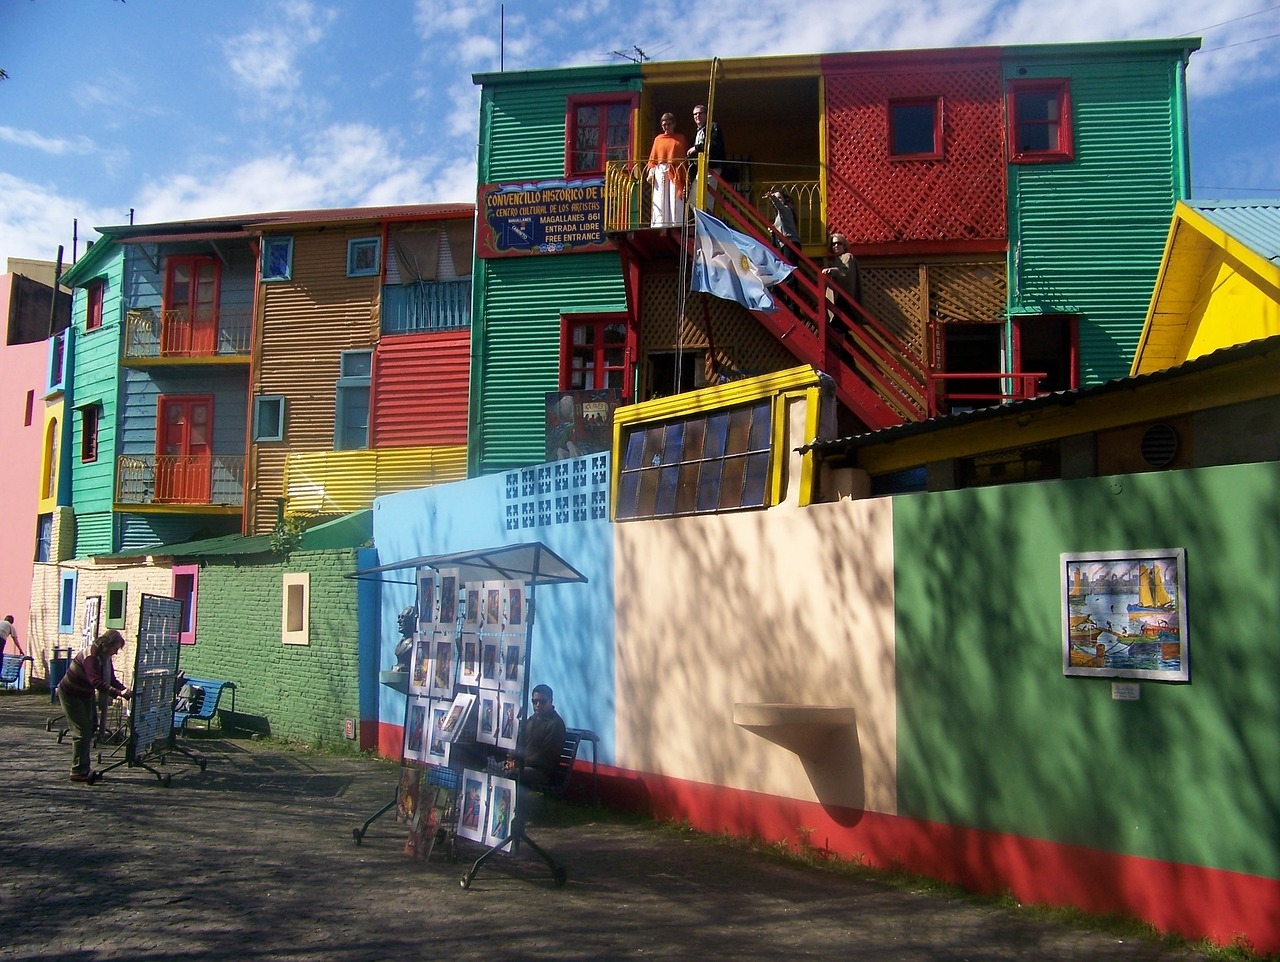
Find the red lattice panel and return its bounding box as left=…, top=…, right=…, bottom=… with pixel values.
left=825, top=65, right=1007, bottom=245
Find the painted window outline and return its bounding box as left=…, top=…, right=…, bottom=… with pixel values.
left=105, top=582, right=127, bottom=629
left=565, top=93, right=637, bottom=175
left=888, top=97, right=944, bottom=160
left=261, top=236, right=294, bottom=282
left=559, top=312, right=633, bottom=400
left=46, top=330, right=68, bottom=395
left=78, top=403, right=101, bottom=463
left=334, top=349, right=372, bottom=451
left=615, top=399, right=775, bottom=521
left=282, top=572, right=310, bottom=645
left=253, top=394, right=286, bottom=442
left=173, top=564, right=199, bottom=645
left=58, top=569, right=78, bottom=635
left=347, top=237, right=381, bottom=277
left=85, top=279, right=105, bottom=332
left=1007, top=78, right=1073, bottom=163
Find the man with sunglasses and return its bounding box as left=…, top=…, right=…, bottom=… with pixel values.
left=506, top=683, right=566, bottom=790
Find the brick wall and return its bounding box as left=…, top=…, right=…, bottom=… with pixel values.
left=179, top=548, right=362, bottom=747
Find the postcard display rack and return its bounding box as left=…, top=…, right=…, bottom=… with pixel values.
left=90, top=594, right=206, bottom=785
left=391, top=568, right=529, bottom=865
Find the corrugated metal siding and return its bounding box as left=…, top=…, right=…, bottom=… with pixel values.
left=250, top=227, right=380, bottom=532
left=473, top=254, right=626, bottom=474
left=372, top=330, right=470, bottom=447
left=118, top=512, right=241, bottom=552
left=482, top=77, right=641, bottom=182
left=73, top=510, right=114, bottom=556
left=1191, top=202, right=1280, bottom=265
left=283, top=445, right=467, bottom=515
left=1009, top=56, right=1186, bottom=385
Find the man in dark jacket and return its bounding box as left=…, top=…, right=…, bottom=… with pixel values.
left=512, top=683, right=566, bottom=790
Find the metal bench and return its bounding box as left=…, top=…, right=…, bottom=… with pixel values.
left=1, top=653, right=32, bottom=691
left=173, top=678, right=236, bottom=733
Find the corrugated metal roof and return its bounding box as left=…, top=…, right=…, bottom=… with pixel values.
left=1187, top=200, right=1280, bottom=267
left=804, top=332, right=1280, bottom=454
left=94, top=204, right=475, bottom=238
left=121, top=230, right=254, bottom=245
left=102, top=510, right=371, bottom=558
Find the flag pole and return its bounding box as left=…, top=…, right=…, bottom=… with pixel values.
left=695, top=58, right=721, bottom=213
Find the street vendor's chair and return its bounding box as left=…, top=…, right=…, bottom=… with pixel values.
left=460, top=730, right=583, bottom=890
left=1, top=653, right=32, bottom=691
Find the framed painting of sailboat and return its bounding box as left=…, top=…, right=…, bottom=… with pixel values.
left=1061, top=548, right=1188, bottom=681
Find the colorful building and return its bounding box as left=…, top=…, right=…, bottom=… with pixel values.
left=469, top=39, right=1198, bottom=473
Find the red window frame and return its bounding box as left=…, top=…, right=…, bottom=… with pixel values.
left=85, top=280, right=105, bottom=331
left=565, top=93, right=637, bottom=175
left=162, top=254, right=221, bottom=355
left=80, top=405, right=100, bottom=463
left=559, top=312, right=634, bottom=401
left=888, top=97, right=943, bottom=160
left=1007, top=79, right=1073, bottom=163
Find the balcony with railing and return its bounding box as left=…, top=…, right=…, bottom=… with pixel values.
left=122, top=307, right=252, bottom=363
left=115, top=454, right=246, bottom=511
left=381, top=278, right=471, bottom=335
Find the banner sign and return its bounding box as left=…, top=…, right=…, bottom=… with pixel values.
left=476, top=177, right=612, bottom=257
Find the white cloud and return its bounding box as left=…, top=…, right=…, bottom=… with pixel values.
left=0, top=173, right=112, bottom=263
left=0, top=127, right=96, bottom=156
left=222, top=0, right=335, bottom=111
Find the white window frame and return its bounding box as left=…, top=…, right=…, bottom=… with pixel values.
left=281, top=572, right=310, bottom=645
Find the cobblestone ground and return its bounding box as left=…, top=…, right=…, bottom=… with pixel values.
left=0, top=692, right=1214, bottom=961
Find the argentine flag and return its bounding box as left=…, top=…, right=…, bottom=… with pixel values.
left=691, top=208, right=795, bottom=313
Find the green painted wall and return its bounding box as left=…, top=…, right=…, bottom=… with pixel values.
left=469, top=70, right=640, bottom=476
left=180, top=548, right=362, bottom=746
left=893, top=460, right=1280, bottom=880
left=1007, top=50, right=1191, bottom=385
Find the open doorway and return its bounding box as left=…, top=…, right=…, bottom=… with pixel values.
left=1013, top=314, right=1078, bottom=394
left=937, top=323, right=1003, bottom=413
left=646, top=351, right=702, bottom=400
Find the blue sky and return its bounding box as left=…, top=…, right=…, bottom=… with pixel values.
left=2, top=0, right=1278, bottom=265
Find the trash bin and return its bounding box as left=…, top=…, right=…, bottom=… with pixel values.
left=49, top=647, right=72, bottom=703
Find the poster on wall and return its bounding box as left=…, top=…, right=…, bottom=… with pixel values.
left=476, top=177, right=610, bottom=258
left=1061, top=548, right=1189, bottom=681
left=457, top=769, right=489, bottom=843
left=485, top=775, right=517, bottom=852
left=82, top=596, right=102, bottom=647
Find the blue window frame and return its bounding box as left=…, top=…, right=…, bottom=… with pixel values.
left=335, top=350, right=372, bottom=450
left=46, top=329, right=70, bottom=395
left=261, top=237, right=294, bottom=281
left=253, top=395, right=286, bottom=442
left=58, top=569, right=78, bottom=634
left=347, top=237, right=381, bottom=277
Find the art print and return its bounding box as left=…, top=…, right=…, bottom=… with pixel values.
left=438, top=570, right=459, bottom=626
left=479, top=639, right=500, bottom=690
left=464, top=587, right=481, bottom=627
left=430, top=635, right=455, bottom=698
left=427, top=700, right=450, bottom=764
left=1062, top=548, right=1189, bottom=681
left=403, top=697, right=430, bottom=762
left=409, top=633, right=432, bottom=695
left=485, top=775, right=517, bottom=852
left=496, top=694, right=519, bottom=751
left=505, top=583, right=524, bottom=627
left=457, top=770, right=489, bottom=843
left=439, top=690, right=476, bottom=743
left=459, top=633, right=481, bottom=686
left=476, top=691, right=499, bottom=745
left=484, top=584, right=502, bottom=629
left=396, top=764, right=423, bottom=824
left=417, top=570, right=437, bottom=628
left=500, top=638, right=524, bottom=694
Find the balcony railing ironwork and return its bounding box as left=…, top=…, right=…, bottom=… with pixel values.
left=116, top=454, right=246, bottom=507
left=123, top=307, right=252, bottom=360
left=381, top=278, right=472, bottom=334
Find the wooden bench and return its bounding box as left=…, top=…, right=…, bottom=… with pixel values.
left=173, top=678, right=235, bottom=733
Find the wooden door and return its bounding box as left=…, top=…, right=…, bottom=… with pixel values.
left=155, top=395, right=213, bottom=503
left=162, top=257, right=219, bottom=356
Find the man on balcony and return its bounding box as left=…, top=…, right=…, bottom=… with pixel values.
left=686, top=104, right=726, bottom=211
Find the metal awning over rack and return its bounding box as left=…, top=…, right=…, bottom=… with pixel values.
left=346, top=541, right=587, bottom=587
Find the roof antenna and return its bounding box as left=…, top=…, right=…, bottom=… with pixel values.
left=610, top=45, right=650, bottom=64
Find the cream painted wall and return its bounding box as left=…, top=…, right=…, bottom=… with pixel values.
left=615, top=496, right=897, bottom=815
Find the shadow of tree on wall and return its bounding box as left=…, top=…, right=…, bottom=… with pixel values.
left=893, top=462, right=1280, bottom=894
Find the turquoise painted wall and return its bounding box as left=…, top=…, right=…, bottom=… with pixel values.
left=893, top=460, right=1280, bottom=881
left=1007, top=50, right=1191, bottom=385
left=371, top=452, right=615, bottom=761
